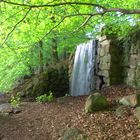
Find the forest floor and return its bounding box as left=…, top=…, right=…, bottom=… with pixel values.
left=0, top=85, right=140, bottom=140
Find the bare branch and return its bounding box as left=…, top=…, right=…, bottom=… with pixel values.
left=1, top=1, right=107, bottom=10
left=106, top=8, right=140, bottom=14
left=73, top=15, right=93, bottom=33
left=0, top=8, right=28, bottom=26
left=1, top=1, right=140, bottom=15
left=40, top=11, right=105, bottom=41
left=1, top=8, right=31, bottom=47
left=41, top=15, right=70, bottom=40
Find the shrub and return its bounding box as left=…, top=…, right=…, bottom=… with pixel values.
left=10, top=92, right=21, bottom=107
left=36, top=91, right=54, bottom=103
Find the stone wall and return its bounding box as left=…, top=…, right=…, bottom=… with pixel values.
left=96, top=35, right=123, bottom=89
left=96, top=30, right=140, bottom=89
left=122, top=31, right=140, bottom=88
left=96, top=36, right=111, bottom=89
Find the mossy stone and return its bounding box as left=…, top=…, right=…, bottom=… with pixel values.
left=85, top=92, right=109, bottom=113
left=62, top=127, right=89, bottom=140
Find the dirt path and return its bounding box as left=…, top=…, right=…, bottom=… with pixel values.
left=0, top=86, right=140, bottom=140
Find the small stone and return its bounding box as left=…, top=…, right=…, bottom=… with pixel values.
left=0, top=103, right=13, bottom=115
left=134, top=107, right=140, bottom=121
left=62, top=127, right=89, bottom=140
left=115, top=105, right=131, bottom=117
left=119, top=94, right=140, bottom=107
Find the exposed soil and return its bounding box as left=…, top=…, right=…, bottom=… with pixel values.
left=0, top=85, right=140, bottom=140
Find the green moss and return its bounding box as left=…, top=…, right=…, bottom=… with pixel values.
left=85, top=93, right=109, bottom=113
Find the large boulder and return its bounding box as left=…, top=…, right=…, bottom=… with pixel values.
left=119, top=94, right=140, bottom=107
left=85, top=92, right=109, bottom=113
left=62, top=127, right=88, bottom=140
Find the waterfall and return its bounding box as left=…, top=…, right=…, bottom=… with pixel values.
left=71, top=40, right=96, bottom=96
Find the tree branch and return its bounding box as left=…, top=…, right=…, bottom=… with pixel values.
left=40, top=11, right=105, bottom=41
left=1, top=1, right=106, bottom=10
left=0, top=8, right=28, bottom=26
left=73, top=15, right=93, bottom=33
left=1, top=1, right=140, bottom=47
left=1, top=8, right=31, bottom=47
left=106, top=8, right=140, bottom=14
left=1, top=1, right=140, bottom=14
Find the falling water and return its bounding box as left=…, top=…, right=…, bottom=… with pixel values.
left=71, top=40, right=96, bottom=96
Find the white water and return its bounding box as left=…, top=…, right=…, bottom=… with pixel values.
left=71, top=40, right=96, bottom=96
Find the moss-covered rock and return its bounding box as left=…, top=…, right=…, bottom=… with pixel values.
left=62, top=127, right=89, bottom=140
left=10, top=61, right=69, bottom=100
left=85, top=92, right=109, bottom=113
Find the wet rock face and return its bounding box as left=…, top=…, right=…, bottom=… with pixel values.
left=10, top=61, right=69, bottom=99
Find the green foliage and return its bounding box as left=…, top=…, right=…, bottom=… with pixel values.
left=10, top=92, right=21, bottom=107
left=0, top=47, right=30, bottom=91
left=36, top=91, right=54, bottom=103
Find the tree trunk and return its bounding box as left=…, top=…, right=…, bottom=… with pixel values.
left=51, top=36, right=58, bottom=63
left=38, top=40, right=44, bottom=73
left=51, top=14, right=59, bottom=64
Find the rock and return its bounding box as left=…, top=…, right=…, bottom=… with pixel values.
left=100, top=39, right=111, bottom=46
left=62, top=127, right=89, bottom=140
left=0, top=103, right=13, bottom=115
left=134, top=107, right=140, bottom=121
left=85, top=92, right=108, bottom=113
left=115, top=105, right=132, bottom=117
left=119, top=94, right=140, bottom=107
left=10, top=61, right=69, bottom=99
left=0, top=103, right=21, bottom=115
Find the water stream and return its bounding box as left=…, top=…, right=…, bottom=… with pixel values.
left=71, top=40, right=96, bottom=96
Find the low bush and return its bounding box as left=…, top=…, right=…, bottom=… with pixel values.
left=36, top=91, right=54, bottom=103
